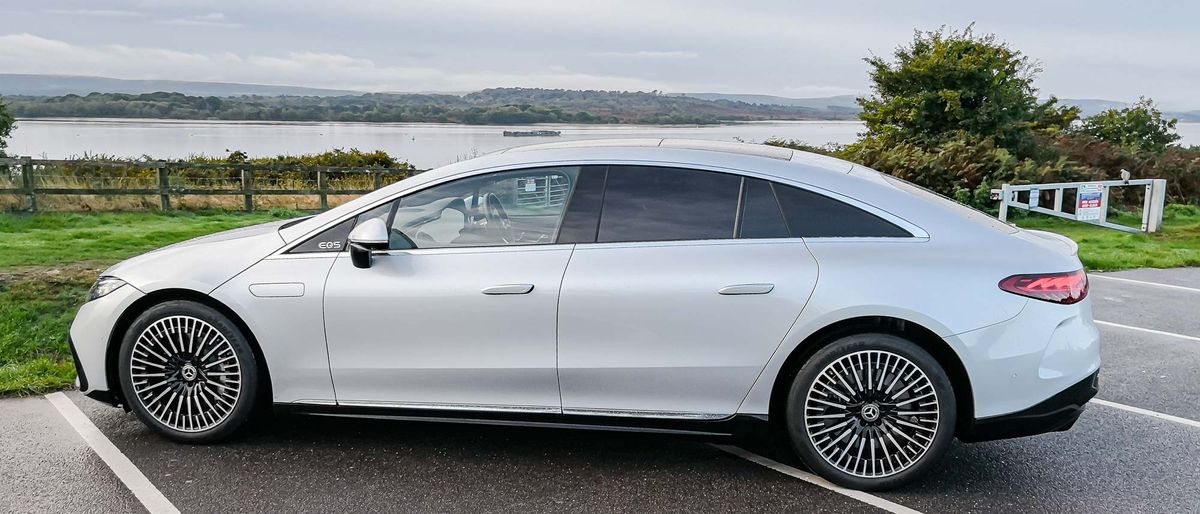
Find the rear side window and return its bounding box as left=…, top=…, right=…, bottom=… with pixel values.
left=774, top=184, right=911, bottom=237
left=597, top=166, right=740, bottom=242
left=737, top=178, right=789, bottom=239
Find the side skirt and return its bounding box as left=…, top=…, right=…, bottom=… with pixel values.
left=276, top=402, right=771, bottom=440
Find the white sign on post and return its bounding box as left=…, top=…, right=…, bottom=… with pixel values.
left=1076, top=184, right=1104, bottom=221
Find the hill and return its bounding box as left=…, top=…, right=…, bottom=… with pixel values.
left=0, top=73, right=357, bottom=97
left=672, top=92, right=860, bottom=111
left=3, top=74, right=1194, bottom=123
left=1, top=88, right=859, bottom=124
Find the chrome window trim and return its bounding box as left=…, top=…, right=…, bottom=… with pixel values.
left=273, top=158, right=929, bottom=256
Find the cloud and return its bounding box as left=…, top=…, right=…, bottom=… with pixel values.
left=156, top=12, right=241, bottom=28
left=45, top=9, right=146, bottom=18
left=0, top=33, right=671, bottom=93
left=591, top=50, right=700, bottom=59
left=42, top=7, right=239, bottom=28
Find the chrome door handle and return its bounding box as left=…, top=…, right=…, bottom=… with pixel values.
left=718, top=283, right=774, bottom=295
left=482, top=284, right=534, bottom=295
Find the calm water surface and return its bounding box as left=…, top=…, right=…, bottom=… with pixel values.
left=9, top=118, right=1200, bottom=169
left=7, top=119, right=864, bottom=169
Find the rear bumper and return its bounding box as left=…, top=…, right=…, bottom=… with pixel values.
left=960, top=371, right=1098, bottom=442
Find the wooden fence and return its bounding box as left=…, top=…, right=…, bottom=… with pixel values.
left=0, top=157, right=425, bottom=212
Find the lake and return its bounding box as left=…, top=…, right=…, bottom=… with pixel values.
left=8, top=118, right=1200, bottom=170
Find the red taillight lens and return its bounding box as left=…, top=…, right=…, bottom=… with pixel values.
left=998, top=270, right=1089, bottom=304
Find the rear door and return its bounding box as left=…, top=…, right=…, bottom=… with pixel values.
left=555, top=166, right=820, bottom=418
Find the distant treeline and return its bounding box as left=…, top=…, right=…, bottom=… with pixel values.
left=3, top=88, right=857, bottom=125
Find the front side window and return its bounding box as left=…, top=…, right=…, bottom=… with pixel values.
left=374, top=167, right=581, bottom=249
left=597, top=166, right=741, bottom=243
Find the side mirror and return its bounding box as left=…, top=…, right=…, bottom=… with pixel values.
left=347, top=218, right=389, bottom=269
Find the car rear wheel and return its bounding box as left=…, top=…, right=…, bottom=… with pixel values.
left=786, top=333, right=955, bottom=490
left=118, top=300, right=259, bottom=443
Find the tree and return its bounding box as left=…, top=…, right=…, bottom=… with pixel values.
left=1072, top=97, right=1180, bottom=154
left=0, top=97, right=14, bottom=157
left=856, top=25, right=1077, bottom=158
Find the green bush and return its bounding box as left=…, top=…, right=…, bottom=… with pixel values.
left=1070, top=98, right=1180, bottom=154
left=0, top=96, right=12, bottom=157
left=769, top=26, right=1200, bottom=209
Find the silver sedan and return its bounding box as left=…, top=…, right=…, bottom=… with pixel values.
left=70, top=139, right=1099, bottom=489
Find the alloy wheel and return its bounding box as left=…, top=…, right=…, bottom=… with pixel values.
left=128, top=315, right=243, bottom=433
left=803, top=350, right=939, bottom=478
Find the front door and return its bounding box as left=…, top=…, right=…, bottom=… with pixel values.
left=323, top=166, right=585, bottom=411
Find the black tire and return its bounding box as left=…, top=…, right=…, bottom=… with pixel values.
left=118, top=300, right=259, bottom=443
left=785, top=333, right=955, bottom=490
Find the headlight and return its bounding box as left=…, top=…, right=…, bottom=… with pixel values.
left=88, top=276, right=127, bottom=302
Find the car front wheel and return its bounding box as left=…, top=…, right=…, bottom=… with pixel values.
left=786, top=333, right=956, bottom=490
left=118, top=300, right=259, bottom=443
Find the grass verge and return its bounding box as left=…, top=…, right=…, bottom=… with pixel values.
left=1013, top=204, right=1200, bottom=271
left=0, top=209, right=300, bottom=395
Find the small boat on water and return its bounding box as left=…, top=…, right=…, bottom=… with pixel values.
left=503, top=130, right=562, bottom=137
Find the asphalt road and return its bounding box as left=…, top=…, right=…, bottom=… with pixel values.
left=3, top=267, right=1199, bottom=513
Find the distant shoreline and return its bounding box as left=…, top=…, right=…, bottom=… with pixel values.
left=12, top=117, right=866, bottom=127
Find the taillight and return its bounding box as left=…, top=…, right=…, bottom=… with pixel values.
left=998, top=269, right=1089, bottom=305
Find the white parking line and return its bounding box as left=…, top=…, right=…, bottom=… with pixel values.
left=1092, top=399, right=1200, bottom=429
left=1095, top=320, right=1200, bottom=343
left=45, top=392, right=181, bottom=514
left=711, top=444, right=922, bottom=514
left=1090, top=274, right=1200, bottom=294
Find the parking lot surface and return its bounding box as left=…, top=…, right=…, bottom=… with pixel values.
left=3, top=268, right=1199, bottom=513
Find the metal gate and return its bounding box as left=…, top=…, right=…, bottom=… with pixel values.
left=995, top=177, right=1168, bottom=234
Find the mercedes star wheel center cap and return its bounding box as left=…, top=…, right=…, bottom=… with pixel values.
left=861, top=402, right=881, bottom=422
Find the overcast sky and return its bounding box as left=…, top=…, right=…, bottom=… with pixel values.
left=0, top=1, right=1196, bottom=108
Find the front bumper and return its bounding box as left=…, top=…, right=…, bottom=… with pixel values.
left=68, top=281, right=145, bottom=400
left=960, top=371, right=1098, bottom=442
left=68, top=335, right=122, bottom=406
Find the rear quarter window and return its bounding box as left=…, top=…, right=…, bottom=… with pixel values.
left=773, top=183, right=911, bottom=238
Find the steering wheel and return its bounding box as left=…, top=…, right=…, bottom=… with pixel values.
left=482, top=192, right=515, bottom=243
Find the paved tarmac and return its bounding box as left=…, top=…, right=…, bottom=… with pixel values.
left=3, top=267, right=1199, bottom=513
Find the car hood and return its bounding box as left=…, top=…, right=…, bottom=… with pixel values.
left=104, top=219, right=290, bottom=294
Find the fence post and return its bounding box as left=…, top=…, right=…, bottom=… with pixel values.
left=372, top=170, right=382, bottom=191
left=1145, top=179, right=1167, bottom=233
left=998, top=184, right=1010, bottom=222
left=157, top=161, right=171, bottom=211
left=318, top=170, right=329, bottom=210
left=1098, top=185, right=1110, bottom=224
left=20, top=156, right=36, bottom=212
left=241, top=168, right=254, bottom=212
